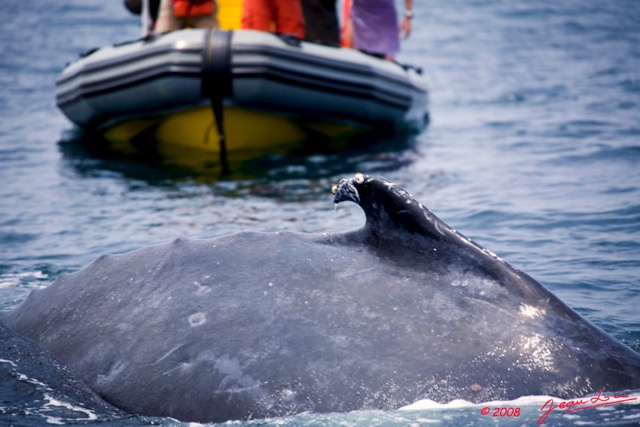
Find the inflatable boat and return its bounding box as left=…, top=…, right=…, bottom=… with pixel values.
left=56, top=28, right=429, bottom=157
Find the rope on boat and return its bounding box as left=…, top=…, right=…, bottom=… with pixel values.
left=202, top=29, right=234, bottom=175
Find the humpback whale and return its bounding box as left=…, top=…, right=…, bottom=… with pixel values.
left=3, top=173, right=640, bottom=423
left=0, top=323, right=125, bottom=423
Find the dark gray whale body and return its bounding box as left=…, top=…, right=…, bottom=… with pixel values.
left=3, top=174, right=640, bottom=422
left=0, top=323, right=125, bottom=423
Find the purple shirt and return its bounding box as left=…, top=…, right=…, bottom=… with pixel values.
left=351, top=0, right=399, bottom=57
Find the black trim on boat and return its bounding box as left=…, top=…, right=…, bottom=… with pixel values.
left=234, top=65, right=412, bottom=110
left=56, top=65, right=201, bottom=108
left=57, top=61, right=411, bottom=114
left=58, top=59, right=410, bottom=113
left=202, top=29, right=234, bottom=175
left=201, top=29, right=233, bottom=99
left=57, top=46, right=203, bottom=89
left=55, top=29, right=427, bottom=128
left=232, top=43, right=417, bottom=91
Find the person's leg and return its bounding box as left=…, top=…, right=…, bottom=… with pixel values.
left=155, top=0, right=181, bottom=33
left=300, top=0, right=339, bottom=46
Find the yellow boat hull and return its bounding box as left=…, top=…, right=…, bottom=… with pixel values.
left=103, top=105, right=362, bottom=155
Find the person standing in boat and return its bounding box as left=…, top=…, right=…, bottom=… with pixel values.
left=342, top=0, right=413, bottom=60
left=155, top=0, right=218, bottom=33
left=242, top=0, right=305, bottom=39
left=300, top=0, right=340, bottom=46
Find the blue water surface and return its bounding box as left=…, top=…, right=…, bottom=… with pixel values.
left=0, top=0, right=639, bottom=425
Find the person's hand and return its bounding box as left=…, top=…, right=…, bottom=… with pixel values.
left=400, top=16, right=412, bottom=39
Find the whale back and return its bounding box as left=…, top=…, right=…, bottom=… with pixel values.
left=3, top=174, right=640, bottom=422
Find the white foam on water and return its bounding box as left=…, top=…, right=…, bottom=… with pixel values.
left=0, top=358, right=17, bottom=367
left=0, top=271, right=48, bottom=288
left=400, top=391, right=640, bottom=426
left=2, top=358, right=100, bottom=424
left=401, top=392, right=640, bottom=411
left=42, top=393, right=98, bottom=423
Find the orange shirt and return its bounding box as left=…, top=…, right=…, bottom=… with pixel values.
left=242, top=0, right=305, bottom=39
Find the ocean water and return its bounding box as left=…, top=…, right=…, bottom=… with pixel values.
left=1, top=0, right=639, bottom=425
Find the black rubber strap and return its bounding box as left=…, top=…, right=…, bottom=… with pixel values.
left=202, top=29, right=233, bottom=175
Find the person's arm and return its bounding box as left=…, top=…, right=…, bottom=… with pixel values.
left=400, top=0, right=413, bottom=39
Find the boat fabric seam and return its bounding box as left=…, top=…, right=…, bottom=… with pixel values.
left=233, top=44, right=419, bottom=91
left=57, top=63, right=411, bottom=111
left=56, top=66, right=201, bottom=107
left=58, top=56, right=416, bottom=106
left=58, top=45, right=415, bottom=110
left=234, top=67, right=411, bottom=109
left=58, top=43, right=416, bottom=91
left=57, top=36, right=420, bottom=92
left=56, top=44, right=203, bottom=86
